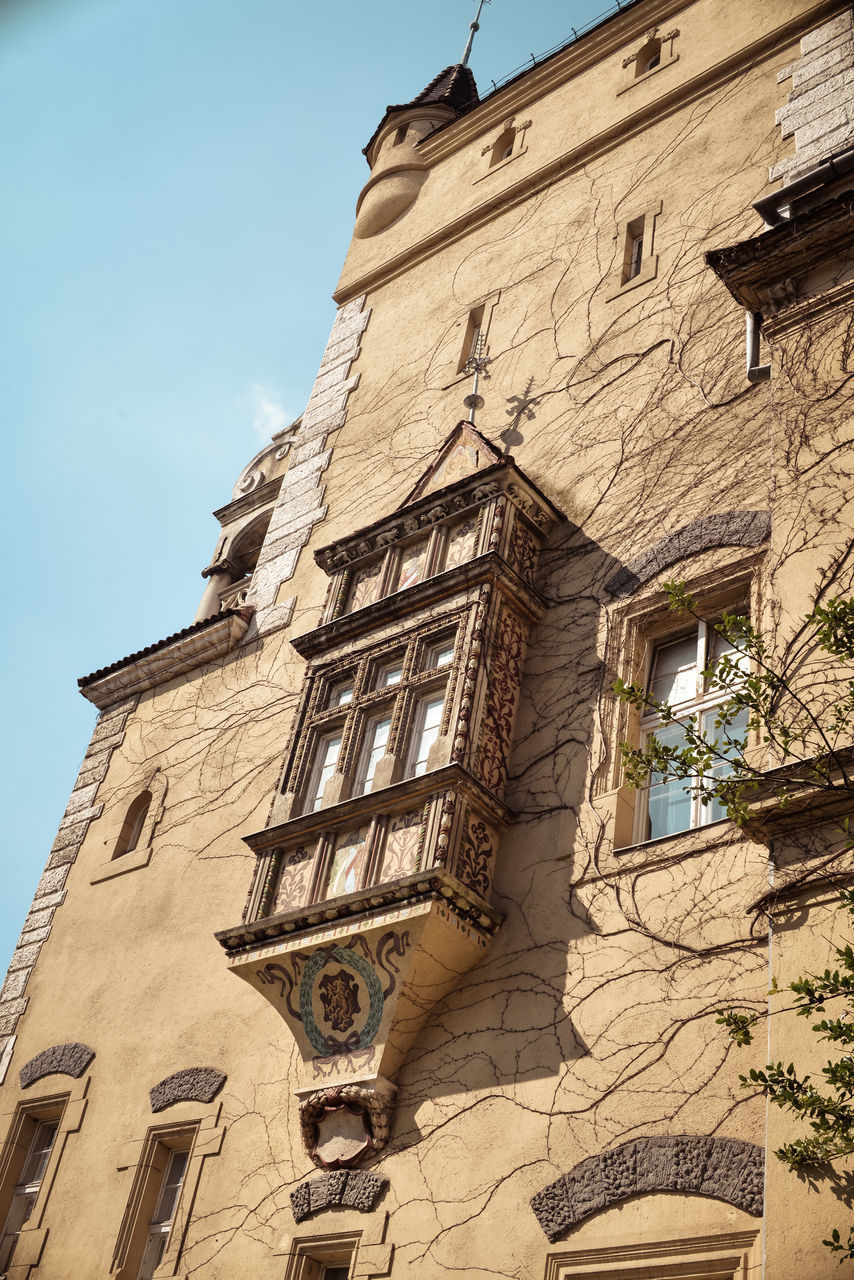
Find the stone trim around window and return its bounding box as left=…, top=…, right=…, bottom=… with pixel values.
left=112, top=1099, right=225, bottom=1279
left=276, top=1209, right=393, bottom=1280
left=89, top=770, right=168, bottom=885
left=544, top=1228, right=760, bottom=1279
left=606, top=200, right=662, bottom=299
left=617, top=25, right=680, bottom=93
left=0, top=1074, right=90, bottom=1277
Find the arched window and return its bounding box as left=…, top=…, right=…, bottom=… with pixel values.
left=491, top=127, right=515, bottom=166
left=636, top=36, right=661, bottom=75
left=114, top=791, right=152, bottom=859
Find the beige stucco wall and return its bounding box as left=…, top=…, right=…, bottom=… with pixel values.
left=2, top=0, right=853, bottom=1276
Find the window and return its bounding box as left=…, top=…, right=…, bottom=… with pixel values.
left=639, top=618, right=748, bottom=840
left=0, top=1120, right=58, bottom=1271
left=405, top=694, right=446, bottom=779
left=114, top=791, right=152, bottom=858
left=458, top=306, right=485, bottom=373
left=490, top=126, right=515, bottom=165
left=354, top=715, right=392, bottom=796
left=623, top=216, right=645, bottom=283
left=292, top=627, right=457, bottom=816
left=306, top=734, right=343, bottom=812
left=113, top=1127, right=203, bottom=1280
left=284, top=1237, right=357, bottom=1280
left=137, top=1148, right=189, bottom=1280
left=392, top=124, right=407, bottom=146
left=635, top=36, right=661, bottom=75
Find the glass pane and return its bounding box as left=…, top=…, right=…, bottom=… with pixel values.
left=355, top=717, right=391, bottom=795
left=138, top=1230, right=168, bottom=1280
left=427, top=640, right=454, bottom=669
left=329, top=681, right=353, bottom=707
left=705, top=621, right=749, bottom=692
left=21, top=1122, right=57, bottom=1184
left=376, top=663, right=403, bottom=689
left=310, top=735, right=342, bottom=812
left=648, top=634, right=698, bottom=705
left=703, top=705, right=749, bottom=823
left=645, top=721, right=692, bottom=839
left=153, top=1149, right=189, bottom=1224
left=409, top=696, right=445, bottom=778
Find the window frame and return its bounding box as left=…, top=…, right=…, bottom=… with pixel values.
left=294, top=623, right=459, bottom=816
left=637, top=615, right=750, bottom=842
left=0, top=1117, right=60, bottom=1273
left=602, top=560, right=762, bottom=851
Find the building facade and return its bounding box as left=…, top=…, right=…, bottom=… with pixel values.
left=2, top=0, right=854, bottom=1275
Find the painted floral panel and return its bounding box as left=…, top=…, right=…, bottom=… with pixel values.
left=444, top=517, right=479, bottom=571
left=395, top=539, right=429, bottom=591
left=346, top=561, right=383, bottom=613
left=377, top=809, right=424, bottom=882
left=324, top=826, right=370, bottom=899
left=274, top=842, right=316, bottom=913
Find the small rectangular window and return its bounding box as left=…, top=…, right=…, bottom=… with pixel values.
left=0, top=1120, right=58, bottom=1272
left=376, top=661, right=403, bottom=689
left=137, top=1148, right=189, bottom=1280
left=623, top=216, right=645, bottom=282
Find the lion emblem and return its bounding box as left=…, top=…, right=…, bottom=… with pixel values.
left=318, top=969, right=361, bottom=1032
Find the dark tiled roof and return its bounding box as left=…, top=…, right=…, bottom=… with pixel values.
left=78, top=608, right=250, bottom=688
left=363, top=64, right=479, bottom=158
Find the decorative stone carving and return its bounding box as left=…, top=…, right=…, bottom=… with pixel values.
left=604, top=509, right=771, bottom=598
left=149, top=1066, right=227, bottom=1113
left=530, top=1135, right=764, bottom=1241
left=20, top=1042, right=95, bottom=1087
left=290, top=1169, right=388, bottom=1223
left=300, top=1081, right=396, bottom=1169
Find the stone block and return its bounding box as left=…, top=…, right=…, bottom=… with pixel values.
left=792, top=104, right=849, bottom=150
left=309, top=1170, right=349, bottom=1213
left=300, top=407, right=347, bottom=438
left=280, top=449, right=332, bottom=491
left=84, top=731, right=124, bottom=757
left=289, top=435, right=328, bottom=468
left=21, top=906, right=56, bottom=934
left=319, top=341, right=359, bottom=376
left=0, top=998, right=28, bottom=1036
left=63, top=782, right=99, bottom=817
left=268, top=487, right=325, bottom=533
left=90, top=716, right=128, bottom=747
left=8, top=942, right=42, bottom=971
left=253, top=596, right=296, bottom=637
left=57, top=803, right=102, bottom=830
left=0, top=1035, right=15, bottom=1086
left=336, top=294, right=367, bottom=322
left=800, top=10, right=853, bottom=55
left=311, top=361, right=355, bottom=398
left=0, top=969, right=29, bottom=1003
left=264, top=505, right=328, bottom=547
left=18, top=925, right=52, bottom=947
left=48, top=841, right=83, bottom=869
left=35, top=866, right=70, bottom=897
left=792, top=44, right=853, bottom=91
left=306, top=373, right=360, bottom=415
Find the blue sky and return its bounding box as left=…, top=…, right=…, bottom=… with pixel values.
left=1, top=0, right=621, bottom=973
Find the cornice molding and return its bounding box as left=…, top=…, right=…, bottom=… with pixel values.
left=79, top=610, right=252, bottom=710
left=334, top=2, right=841, bottom=304
left=215, top=864, right=504, bottom=956
left=290, top=551, right=547, bottom=659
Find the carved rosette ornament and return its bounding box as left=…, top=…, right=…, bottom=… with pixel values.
left=217, top=421, right=566, bottom=1168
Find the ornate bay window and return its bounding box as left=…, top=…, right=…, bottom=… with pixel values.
left=217, top=424, right=563, bottom=1170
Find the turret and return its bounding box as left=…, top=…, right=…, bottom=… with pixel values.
left=354, top=64, right=478, bottom=238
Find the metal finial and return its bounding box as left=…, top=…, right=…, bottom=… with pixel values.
left=460, top=0, right=491, bottom=68
left=462, top=331, right=490, bottom=423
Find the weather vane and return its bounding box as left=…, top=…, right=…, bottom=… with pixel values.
left=462, top=331, right=490, bottom=424
left=461, top=0, right=492, bottom=68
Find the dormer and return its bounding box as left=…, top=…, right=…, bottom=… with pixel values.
left=216, top=423, right=564, bottom=1170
